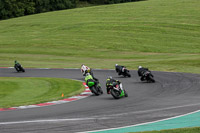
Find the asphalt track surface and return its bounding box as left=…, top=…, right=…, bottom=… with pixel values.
left=0, top=68, right=200, bottom=133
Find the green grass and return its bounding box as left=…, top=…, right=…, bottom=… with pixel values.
left=0, top=77, right=84, bottom=108
left=0, top=0, right=199, bottom=74
left=131, top=127, right=200, bottom=133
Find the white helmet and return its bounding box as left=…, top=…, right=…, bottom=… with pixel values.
left=115, top=64, right=118, bottom=66
left=86, top=73, right=90, bottom=76
left=108, top=76, right=113, bottom=79
left=138, top=66, right=142, bottom=69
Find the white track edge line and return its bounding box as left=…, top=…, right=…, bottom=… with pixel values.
left=77, top=109, right=200, bottom=133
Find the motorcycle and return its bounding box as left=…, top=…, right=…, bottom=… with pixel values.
left=116, top=67, right=131, bottom=77
left=14, top=64, right=25, bottom=72
left=142, top=71, right=155, bottom=83
left=108, top=82, right=128, bottom=99
left=87, top=80, right=103, bottom=96
left=120, top=67, right=131, bottom=77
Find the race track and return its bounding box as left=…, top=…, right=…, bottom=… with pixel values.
left=0, top=68, right=200, bottom=133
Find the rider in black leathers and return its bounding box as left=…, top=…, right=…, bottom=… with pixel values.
left=14, top=60, right=26, bottom=72
left=106, top=76, right=121, bottom=94
left=138, top=66, right=150, bottom=81
left=14, top=60, right=21, bottom=69
left=115, top=64, right=125, bottom=76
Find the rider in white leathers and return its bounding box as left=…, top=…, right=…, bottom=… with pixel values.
left=81, top=64, right=91, bottom=76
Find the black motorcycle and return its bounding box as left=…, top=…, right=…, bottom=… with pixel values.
left=116, top=67, right=131, bottom=77
left=142, top=71, right=155, bottom=83
left=108, top=82, right=128, bottom=99
left=121, top=67, right=131, bottom=77
left=14, top=64, right=25, bottom=72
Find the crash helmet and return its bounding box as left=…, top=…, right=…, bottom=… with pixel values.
left=86, top=73, right=90, bottom=76
left=108, top=76, right=112, bottom=79
left=138, top=66, right=142, bottom=69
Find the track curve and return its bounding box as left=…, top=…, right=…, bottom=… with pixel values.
left=0, top=68, right=200, bottom=133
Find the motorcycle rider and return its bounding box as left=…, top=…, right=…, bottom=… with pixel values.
left=138, top=66, right=150, bottom=81
left=115, top=64, right=125, bottom=75
left=14, top=60, right=26, bottom=72
left=85, top=73, right=99, bottom=88
left=106, top=76, right=121, bottom=94
left=14, top=60, right=21, bottom=69
left=81, top=64, right=91, bottom=76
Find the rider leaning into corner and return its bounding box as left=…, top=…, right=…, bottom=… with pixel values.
left=14, top=60, right=19, bottom=65
left=138, top=66, right=150, bottom=81
left=85, top=73, right=99, bottom=87
left=106, top=76, right=122, bottom=94
left=115, top=64, right=125, bottom=75
left=81, top=64, right=91, bottom=76
left=14, top=60, right=20, bottom=68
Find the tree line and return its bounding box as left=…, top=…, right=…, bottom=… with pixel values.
left=0, top=0, right=143, bottom=20
left=79, top=0, right=143, bottom=4
left=0, top=0, right=78, bottom=20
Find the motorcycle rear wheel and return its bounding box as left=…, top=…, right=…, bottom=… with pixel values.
left=111, top=89, right=121, bottom=99
left=21, top=68, right=25, bottom=72
left=148, top=75, right=155, bottom=83
left=98, top=86, right=103, bottom=94
left=90, top=86, right=100, bottom=96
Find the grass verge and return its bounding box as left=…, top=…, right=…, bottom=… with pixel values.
left=130, top=127, right=200, bottom=133
left=0, top=77, right=84, bottom=108
left=0, top=0, right=199, bottom=73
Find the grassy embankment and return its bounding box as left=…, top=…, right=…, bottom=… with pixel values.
left=0, top=0, right=199, bottom=73
left=0, top=77, right=84, bottom=108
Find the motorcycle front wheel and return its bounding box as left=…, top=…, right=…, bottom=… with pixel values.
left=124, top=90, right=128, bottom=97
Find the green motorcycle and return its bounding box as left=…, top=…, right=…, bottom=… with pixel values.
left=85, top=73, right=103, bottom=96
left=87, top=80, right=103, bottom=96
